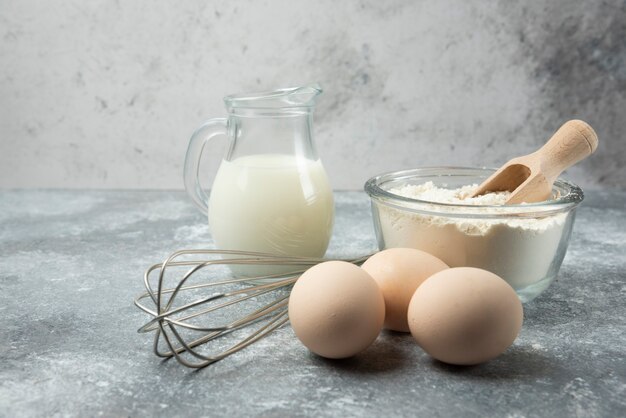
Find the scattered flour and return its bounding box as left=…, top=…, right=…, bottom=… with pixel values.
left=376, top=182, right=570, bottom=298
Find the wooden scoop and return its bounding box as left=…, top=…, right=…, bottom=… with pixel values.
left=472, top=120, right=598, bottom=204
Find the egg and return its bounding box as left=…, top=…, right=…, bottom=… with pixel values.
left=407, top=267, right=523, bottom=365
left=288, top=261, right=385, bottom=359
left=361, top=248, right=449, bottom=332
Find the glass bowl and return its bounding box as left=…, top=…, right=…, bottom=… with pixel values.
left=364, top=167, right=584, bottom=302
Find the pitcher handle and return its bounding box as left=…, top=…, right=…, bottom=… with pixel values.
left=183, top=118, right=228, bottom=213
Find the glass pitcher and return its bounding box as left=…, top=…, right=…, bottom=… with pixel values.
left=183, top=84, right=334, bottom=263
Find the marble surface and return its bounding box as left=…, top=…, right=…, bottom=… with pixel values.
left=0, top=190, right=625, bottom=417
left=1, top=0, right=626, bottom=190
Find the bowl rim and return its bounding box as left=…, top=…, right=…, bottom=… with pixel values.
left=364, top=166, right=584, bottom=218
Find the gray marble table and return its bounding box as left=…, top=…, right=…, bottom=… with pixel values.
left=1, top=190, right=625, bottom=417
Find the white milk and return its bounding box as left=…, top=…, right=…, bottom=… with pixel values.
left=208, top=154, right=334, bottom=273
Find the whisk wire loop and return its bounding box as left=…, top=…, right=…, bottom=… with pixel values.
left=134, top=249, right=372, bottom=368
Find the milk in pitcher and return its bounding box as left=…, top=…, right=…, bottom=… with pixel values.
left=208, top=154, right=334, bottom=260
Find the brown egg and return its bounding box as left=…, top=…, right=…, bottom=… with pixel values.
left=362, top=248, right=449, bottom=332
left=288, top=261, right=385, bottom=359
left=407, top=267, right=523, bottom=365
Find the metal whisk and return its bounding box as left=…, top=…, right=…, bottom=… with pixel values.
left=134, top=249, right=371, bottom=369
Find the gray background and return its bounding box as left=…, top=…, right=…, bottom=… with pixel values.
left=1, top=0, right=625, bottom=191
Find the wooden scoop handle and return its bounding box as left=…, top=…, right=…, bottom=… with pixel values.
left=536, top=119, right=598, bottom=182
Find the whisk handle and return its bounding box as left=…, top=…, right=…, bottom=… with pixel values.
left=183, top=118, right=228, bottom=214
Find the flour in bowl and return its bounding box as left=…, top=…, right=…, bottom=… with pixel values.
left=375, top=182, right=569, bottom=299
left=391, top=182, right=511, bottom=205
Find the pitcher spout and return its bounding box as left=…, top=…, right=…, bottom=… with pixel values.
left=283, top=83, right=323, bottom=106
left=224, top=83, right=322, bottom=110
